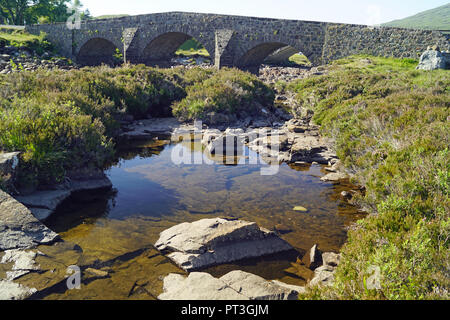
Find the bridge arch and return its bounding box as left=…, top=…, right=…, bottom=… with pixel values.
left=234, top=39, right=314, bottom=72
left=77, top=37, right=122, bottom=66
left=237, top=42, right=291, bottom=67
left=140, top=32, right=213, bottom=66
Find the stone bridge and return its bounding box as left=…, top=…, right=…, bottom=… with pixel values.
left=26, top=12, right=449, bottom=69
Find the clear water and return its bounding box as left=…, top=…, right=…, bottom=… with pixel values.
left=41, top=135, right=365, bottom=299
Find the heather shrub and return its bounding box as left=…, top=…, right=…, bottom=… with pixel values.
left=289, top=55, right=450, bottom=300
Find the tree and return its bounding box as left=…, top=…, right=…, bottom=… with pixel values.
left=0, top=0, right=31, bottom=25
left=0, top=0, right=90, bottom=25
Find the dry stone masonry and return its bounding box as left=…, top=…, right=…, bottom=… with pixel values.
left=26, top=12, right=449, bottom=69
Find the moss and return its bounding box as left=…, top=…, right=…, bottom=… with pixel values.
left=289, top=55, right=450, bottom=300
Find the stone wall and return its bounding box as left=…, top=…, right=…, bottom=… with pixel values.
left=25, top=12, right=450, bottom=69
left=322, top=24, right=450, bottom=63
left=26, top=22, right=73, bottom=58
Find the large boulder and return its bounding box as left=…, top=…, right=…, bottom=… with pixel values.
left=155, top=218, right=293, bottom=271
left=0, top=190, right=59, bottom=250
left=417, top=49, right=450, bottom=71
left=158, top=270, right=305, bottom=300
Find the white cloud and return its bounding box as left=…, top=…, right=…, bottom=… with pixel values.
left=366, top=4, right=382, bottom=26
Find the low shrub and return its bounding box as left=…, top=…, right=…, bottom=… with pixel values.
left=172, top=68, right=275, bottom=123
left=288, top=55, right=450, bottom=300
left=0, top=65, right=274, bottom=188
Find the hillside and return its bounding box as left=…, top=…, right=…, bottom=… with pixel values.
left=383, top=3, right=450, bottom=30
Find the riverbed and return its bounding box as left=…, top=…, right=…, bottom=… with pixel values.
left=39, top=134, right=365, bottom=299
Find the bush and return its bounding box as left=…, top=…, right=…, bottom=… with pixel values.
left=172, top=68, right=275, bottom=122
left=288, top=55, right=450, bottom=300
left=0, top=99, right=114, bottom=189
left=0, top=65, right=189, bottom=187
left=0, top=65, right=275, bottom=188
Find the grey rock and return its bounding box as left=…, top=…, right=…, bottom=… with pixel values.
left=303, top=244, right=323, bottom=270
left=320, top=172, right=348, bottom=182
left=417, top=50, right=450, bottom=71
left=271, top=280, right=306, bottom=295
left=309, top=265, right=336, bottom=287
left=159, top=272, right=248, bottom=300
left=16, top=190, right=71, bottom=212
left=0, top=190, right=59, bottom=250
left=0, top=152, right=20, bottom=188
left=121, top=118, right=183, bottom=139
left=201, top=129, right=222, bottom=146
left=15, top=175, right=112, bottom=220
left=1, top=249, right=41, bottom=281
left=322, top=252, right=341, bottom=268
left=0, top=280, right=37, bottom=300
left=69, top=177, right=112, bottom=193
left=206, top=134, right=245, bottom=156
left=1, top=249, right=39, bottom=272
left=158, top=271, right=305, bottom=300
left=155, top=218, right=293, bottom=271
left=220, top=270, right=302, bottom=300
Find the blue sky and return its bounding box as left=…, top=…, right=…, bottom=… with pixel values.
left=79, top=0, right=449, bottom=25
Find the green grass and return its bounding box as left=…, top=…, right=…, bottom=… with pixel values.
left=383, top=3, right=450, bottom=30
left=172, top=68, right=274, bottom=123
left=286, top=55, right=449, bottom=300
left=0, top=29, right=53, bottom=54
left=175, top=38, right=210, bottom=58
left=288, top=54, right=311, bottom=66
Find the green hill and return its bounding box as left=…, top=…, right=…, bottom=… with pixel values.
left=383, top=3, right=450, bottom=30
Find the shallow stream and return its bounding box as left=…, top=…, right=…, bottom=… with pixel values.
left=41, top=134, right=365, bottom=299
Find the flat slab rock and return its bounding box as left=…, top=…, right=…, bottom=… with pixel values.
left=121, top=118, right=186, bottom=138
left=0, top=190, right=59, bottom=251
left=155, top=218, right=293, bottom=271
left=15, top=176, right=112, bottom=220
left=0, top=280, right=37, bottom=300
left=158, top=271, right=305, bottom=300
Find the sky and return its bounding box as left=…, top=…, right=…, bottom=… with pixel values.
left=78, top=0, right=449, bottom=25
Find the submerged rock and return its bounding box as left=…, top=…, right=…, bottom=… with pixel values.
left=155, top=218, right=293, bottom=271
left=158, top=270, right=305, bottom=300
left=0, top=190, right=59, bottom=251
